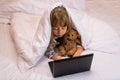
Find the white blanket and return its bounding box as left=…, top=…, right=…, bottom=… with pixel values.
left=11, top=12, right=51, bottom=70
left=11, top=2, right=120, bottom=71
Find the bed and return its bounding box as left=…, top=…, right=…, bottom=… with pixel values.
left=0, top=0, right=120, bottom=80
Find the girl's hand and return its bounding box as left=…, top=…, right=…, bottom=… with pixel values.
left=73, top=47, right=83, bottom=57
left=52, top=54, right=62, bottom=60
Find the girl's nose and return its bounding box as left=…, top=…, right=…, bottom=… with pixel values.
left=58, top=28, right=62, bottom=34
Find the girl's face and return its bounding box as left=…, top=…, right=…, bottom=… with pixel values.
left=52, top=25, right=67, bottom=37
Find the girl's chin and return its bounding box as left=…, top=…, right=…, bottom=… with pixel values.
left=56, top=35, right=63, bottom=37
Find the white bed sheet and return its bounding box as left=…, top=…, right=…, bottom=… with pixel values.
left=0, top=25, right=120, bottom=80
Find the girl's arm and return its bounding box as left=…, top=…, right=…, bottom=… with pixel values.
left=45, top=50, right=55, bottom=58
left=51, top=54, right=62, bottom=60
left=45, top=45, right=62, bottom=60
left=45, top=42, right=56, bottom=58
left=45, top=51, right=62, bottom=60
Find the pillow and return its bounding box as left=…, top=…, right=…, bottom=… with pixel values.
left=11, top=12, right=51, bottom=71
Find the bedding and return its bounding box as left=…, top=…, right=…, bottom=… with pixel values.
left=11, top=12, right=51, bottom=70
left=0, top=0, right=85, bottom=24
left=10, top=2, right=120, bottom=70
left=0, top=1, right=120, bottom=80
left=0, top=38, right=120, bottom=80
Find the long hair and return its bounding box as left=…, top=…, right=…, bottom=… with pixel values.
left=50, top=6, right=72, bottom=32
left=49, top=6, right=73, bottom=44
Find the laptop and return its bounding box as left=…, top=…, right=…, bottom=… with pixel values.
left=48, top=53, right=94, bottom=77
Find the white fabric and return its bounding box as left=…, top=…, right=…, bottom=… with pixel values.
left=0, top=18, right=10, bottom=24
left=0, top=26, right=120, bottom=80
left=11, top=12, right=51, bottom=70
left=0, top=14, right=11, bottom=24
left=10, top=2, right=120, bottom=71
left=73, top=13, right=120, bottom=54
left=0, top=0, right=85, bottom=22
left=0, top=0, right=50, bottom=15
left=0, top=45, right=120, bottom=80
left=0, top=2, right=120, bottom=79
left=0, top=0, right=85, bottom=13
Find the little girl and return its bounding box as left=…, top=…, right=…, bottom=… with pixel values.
left=45, top=6, right=84, bottom=60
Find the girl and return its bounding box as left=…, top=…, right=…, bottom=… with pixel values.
left=45, top=6, right=84, bottom=60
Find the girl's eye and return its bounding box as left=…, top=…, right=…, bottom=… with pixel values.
left=53, top=27, right=58, bottom=30
left=62, top=27, right=64, bottom=29
left=62, top=27, right=66, bottom=30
